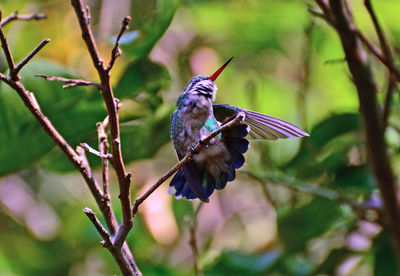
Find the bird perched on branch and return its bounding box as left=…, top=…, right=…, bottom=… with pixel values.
left=169, top=57, right=308, bottom=202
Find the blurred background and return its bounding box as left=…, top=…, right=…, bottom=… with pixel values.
left=1, top=0, right=400, bottom=275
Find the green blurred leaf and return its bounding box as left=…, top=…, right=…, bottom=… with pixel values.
left=116, top=57, right=170, bottom=105
left=125, top=0, right=182, bottom=57
left=278, top=198, right=341, bottom=254
left=285, top=113, right=361, bottom=179
left=0, top=60, right=106, bottom=175
left=206, top=250, right=282, bottom=275
left=374, top=231, right=400, bottom=276
left=121, top=105, right=172, bottom=162
left=334, top=165, right=376, bottom=196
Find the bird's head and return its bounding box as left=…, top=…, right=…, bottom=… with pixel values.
left=182, top=57, right=233, bottom=102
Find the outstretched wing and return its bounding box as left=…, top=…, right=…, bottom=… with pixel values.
left=213, top=104, right=309, bottom=140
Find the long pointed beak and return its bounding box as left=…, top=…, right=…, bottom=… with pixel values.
left=209, top=57, right=233, bottom=81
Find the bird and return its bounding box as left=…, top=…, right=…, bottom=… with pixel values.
left=169, top=57, right=309, bottom=202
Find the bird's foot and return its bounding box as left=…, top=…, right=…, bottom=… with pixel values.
left=189, top=147, right=198, bottom=154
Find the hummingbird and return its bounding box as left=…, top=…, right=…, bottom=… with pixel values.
left=169, top=57, right=309, bottom=202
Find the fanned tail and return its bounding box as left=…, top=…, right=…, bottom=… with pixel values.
left=168, top=124, right=250, bottom=201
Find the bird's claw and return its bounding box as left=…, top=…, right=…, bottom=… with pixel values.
left=189, top=147, right=198, bottom=154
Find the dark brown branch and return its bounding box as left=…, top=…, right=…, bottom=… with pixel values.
left=321, top=0, right=400, bottom=258
left=130, top=113, right=245, bottom=217
left=0, top=20, right=16, bottom=77
left=107, top=16, right=131, bottom=71
left=1, top=11, right=46, bottom=27
left=84, top=207, right=113, bottom=246
left=13, top=39, right=50, bottom=77
left=382, top=75, right=397, bottom=130
left=84, top=208, right=136, bottom=276
left=70, top=0, right=133, bottom=238
left=35, top=74, right=101, bottom=89
left=80, top=142, right=112, bottom=159
left=0, top=8, right=139, bottom=275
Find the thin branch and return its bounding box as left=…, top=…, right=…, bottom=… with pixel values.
left=1, top=11, right=46, bottom=27
left=71, top=0, right=133, bottom=238
left=188, top=203, right=204, bottom=276
left=130, top=113, right=245, bottom=218
left=0, top=8, right=139, bottom=275
left=84, top=208, right=136, bottom=276
left=320, top=0, right=400, bottom=260
left=382, top=75, right=397, bottom=130
left=0, top=22, right=16, bottom=77
left=364, top=0, right=392, bottom=61
left=35, top=74, right=101, bottom=89
left=97, top=117, right=110, bottom=203
left=84, top=207, right=113, bottom=247
left=107, top=16, right=131, bottom=71
left=80, top=142, right=112, bottom=159
left=13, top=39, right=50, bottom=77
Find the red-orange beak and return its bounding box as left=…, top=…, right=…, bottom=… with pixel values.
left=209, top=57, right=233, bottom=81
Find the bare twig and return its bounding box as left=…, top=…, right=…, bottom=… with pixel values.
left=130, top=113, right=245, bottom=218
left=1, top=11, right=46, bottom=27
left=97, top=117, right=110, bottom=201
left=188, top=203, right=204, bottom=276
left=317, top=0, right=400, bottom=259
left=13, top=39, right=50, bottom=77
left=70, top=0, right=133, bottom=240
left=35, top=74, right=101, bottom=89
left=0, top=8, right=140, bottom=275
left=80, top=142, right=112, bottom=159
left=382, top=75, right=397, bottom=129
left=364, top=0, right=392, bottom=62
left=363, top=0, right=398, bottom=129
left=107, top=16, right=131, bottom=71
left=84, top=208, right=136, bottom=275
left=0, top=21, right=16, bottom=77
left=84, top=207, right=113, bottom=247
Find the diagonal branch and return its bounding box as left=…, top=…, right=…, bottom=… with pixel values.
left=13, top=39, right=50, bottom=77
left=35, top=74, right=101, bottom=89
left=107, top=16, right=131, bottom=71
left=0, top=8, right=139, bottom=276
left=130, top=113, right=245, bottom=218
left=1, top=11, right=46, bottom=27
left=0, top=19, right=16, bottom=77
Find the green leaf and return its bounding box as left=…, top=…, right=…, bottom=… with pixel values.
left=206, top=250, right=282, bottom=275
left=125, top=0, right=183, bottom=57
left=284, top=113, right=361, bottom=179
left=116, top=57, right=170, bottom=104
left=334, top=165, right=376, bottom=196
left=277, top=198, right=341, bottom=254
left=374, top=231, right=400, bottom=276
left=0, top=60, right=106, bottom=175
left=121, top=105, right=173, bottom=162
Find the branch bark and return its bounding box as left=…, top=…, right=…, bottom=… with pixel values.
left=316, top=0, right=400, bottom=258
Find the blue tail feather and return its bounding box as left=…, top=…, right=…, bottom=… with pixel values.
left=226, top=162, right=236, bottom=182
left=226, top=138, right=249, bottom=154
left=169, top=124, right=250, bottom=201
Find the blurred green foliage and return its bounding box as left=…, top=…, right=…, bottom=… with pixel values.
left=1, top=0, right=400, bottom=275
